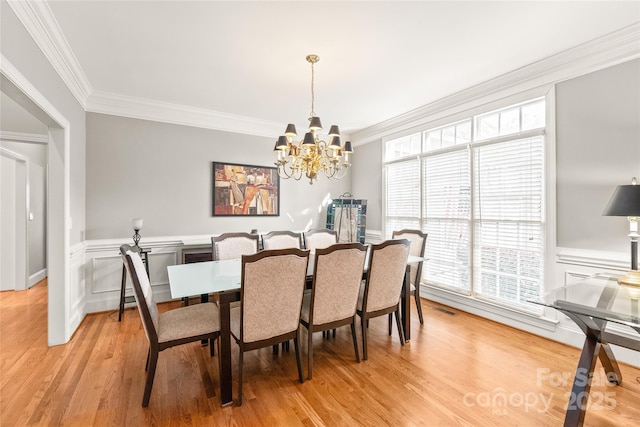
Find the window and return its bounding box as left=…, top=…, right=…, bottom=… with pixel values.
left=384, top=98, right=545, bottom=312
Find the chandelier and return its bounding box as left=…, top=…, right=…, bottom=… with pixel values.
left=274, top=54, right=353, bottom=184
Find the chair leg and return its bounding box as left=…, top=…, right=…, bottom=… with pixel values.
left=394, top=309, right=405, bottom=346
left=332, top=328, right=336, bottom=338
left=142, top=349, right=158, bottom=407
left=145, top=347, right=150, bottom=371
left=272, top=344, right=279, bottom=355
left=307, top=327, right=314, bottom=380
left=388, top=313, right=393, bottom=336
left=361, top=316, right=368, bottom=361
left=209, top=337, right=215, bottom=357
left=350, top=318, right=360, bottom=363
left=294, top=329, right=304, bottom=383
left=238, top=348, right=244, bottom=406
left=414, top=289, right=424, bottom=325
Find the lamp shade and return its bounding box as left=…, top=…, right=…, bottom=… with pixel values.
left=343, top=141, right=354, bottom=153
left=275, top=135, right=288, bottom=150
left=308, top=116, right=323, bottom=131
left=302, top=132, right=316, bottom=147
left=603, top=184, right=640, bottom=216
left=328, top=125, right=340, bottom=138
left=329, top=136, right=341, bottom=150
left=131, top=217, right=144, bottom=230
left=284, top=124, right=297, bottom=137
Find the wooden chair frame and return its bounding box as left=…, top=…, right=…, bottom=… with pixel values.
left=233, top=248, right=310, bottom=405
left=392, top=229, right=427, bottom=325
left=120, top=244, right=220, bottom=407
left=261, top=230, right=304, bottom=250
left=211, top=232, right=260, bottom=261
left=357, top=239, right=410, bottom=360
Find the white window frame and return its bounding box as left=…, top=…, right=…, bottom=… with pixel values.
left=381, top=87, right=557, bottom=320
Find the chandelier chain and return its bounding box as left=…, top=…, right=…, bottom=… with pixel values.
left=310, top=60, right=315, bottom=118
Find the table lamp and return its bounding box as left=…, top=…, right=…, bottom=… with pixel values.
left=603, top=178, right=640, bottom=287
left=131, top=217, right=144, bottom=248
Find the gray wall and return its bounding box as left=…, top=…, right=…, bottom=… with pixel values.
left=86, top=113, right=351, bottom=240
left=1, top=1, right=86, bottom=246
left=556, top=59, right=640, bottom=252
left=352, top=59, right=640, bottom=255
left=351, top=139, right=382, bottom=230
left=0, top=141, right=47, bottom=276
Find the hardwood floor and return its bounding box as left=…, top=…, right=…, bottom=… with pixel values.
left=1, top=280, right=639, bottom=426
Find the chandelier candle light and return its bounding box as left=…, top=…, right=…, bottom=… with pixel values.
left=274, top=54, right=353, bottom=184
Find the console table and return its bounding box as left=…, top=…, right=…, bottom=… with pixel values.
left=530, top=274, right=640, bottom=427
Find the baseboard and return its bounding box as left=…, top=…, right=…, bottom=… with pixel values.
left=28, top=268, right=47, bottom=287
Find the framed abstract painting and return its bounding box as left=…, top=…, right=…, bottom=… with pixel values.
left=212, top=162, right=280, bottom=216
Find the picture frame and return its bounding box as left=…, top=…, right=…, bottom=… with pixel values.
left=212, top=162, right=280, bottom=216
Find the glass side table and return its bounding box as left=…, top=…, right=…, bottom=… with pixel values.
left=529, top=274, right=640, bottom=427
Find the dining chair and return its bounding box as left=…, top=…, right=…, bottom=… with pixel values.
left=230, top=248, right=310, bottom=405
left=391, top=229, right=427, bottom=325
left=211, top=232, right=260, bottom=261
left=203, top=232, right=261, bottom=304
left=356, top=239, right=410, bottom=360
left=120, top=244, right=220, bottom=407
left=261, top=230, right=303, bottom=250
left=300, top=243, right=367, bottom=379
left=303, top=229, right=338, bottom=252
left=302, top=228, right=340, bottom=338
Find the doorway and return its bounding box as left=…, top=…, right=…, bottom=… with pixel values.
left=0, top=147, right=28, bottom=291
left=2, top=60, right=70, bottom=346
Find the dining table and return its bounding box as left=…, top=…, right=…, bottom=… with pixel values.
left=529, top=273, right=640, bottom=427
left=167, top=251, right=425, bottom=406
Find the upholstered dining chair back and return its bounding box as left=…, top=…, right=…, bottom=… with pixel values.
left=391, top=229, right=427, bottom=325
left=121, top=244, right=159, bottom=344
left=307, top=243, right=367, bottom=326
left=391, top=230, right=427, bottom=288
left=231, top=248, right=309, bottom=405
left=362, top=239, right=410, bottom=313
left=261, top=230, right=303, bottom=250
left=239, top=249, right=309, bottom=343
left=300, top=243, right=367, bottom=379
left=303, top=229, right=338, bottom=252
left=211, top=232, right=260, bottom=260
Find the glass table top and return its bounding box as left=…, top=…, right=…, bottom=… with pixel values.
left=530, top=274, right=640, bottom=328
left=167, top=253, right=426, bottom=300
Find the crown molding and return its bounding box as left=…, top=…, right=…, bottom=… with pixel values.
left=86, top=90, right=285, bottom=138
left=7, top=0, right=92, bottom=108
left=351, top=23, right=640, bottom=145
left=0, top=131, right=48, bottom=144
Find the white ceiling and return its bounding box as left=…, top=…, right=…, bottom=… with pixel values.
left=7, top=1, right=640, bottom=137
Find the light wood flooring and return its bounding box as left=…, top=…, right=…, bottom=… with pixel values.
left=1, top=279, right=639, bottom=426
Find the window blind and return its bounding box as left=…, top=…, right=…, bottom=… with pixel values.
left=473, top=136, right=544, bottom=308
left=422, top=150, right=471, bottom=291
left=385, top=159, right=421, bottom=233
